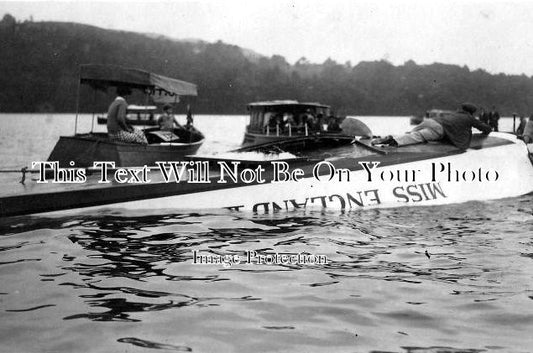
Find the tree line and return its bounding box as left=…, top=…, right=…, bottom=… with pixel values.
left=1, top=13, right=533, bottom=117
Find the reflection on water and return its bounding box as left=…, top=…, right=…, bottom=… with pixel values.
left=1, top=194, right=532, bottom=352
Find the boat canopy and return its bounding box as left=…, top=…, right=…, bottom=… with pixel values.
left=79, top=64, right=197, bottom=97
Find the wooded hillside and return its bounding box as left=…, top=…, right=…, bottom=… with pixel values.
left=1, top=14, right=532, bottom=116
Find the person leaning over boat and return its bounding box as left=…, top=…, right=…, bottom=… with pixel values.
left=107, top=86, right=148, bottom=145
left=372, top=103, right=492, bottom=150
left=158, top=104, right=184, bottom=131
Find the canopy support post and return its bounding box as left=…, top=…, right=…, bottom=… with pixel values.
left=144, top=89, right=150, bottom=109
left=74, top=79, right=81, bottom=135
left=90, top=88, right=96, bottom=133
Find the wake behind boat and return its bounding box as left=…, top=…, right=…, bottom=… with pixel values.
left=47, top=64, right=205, bottom=168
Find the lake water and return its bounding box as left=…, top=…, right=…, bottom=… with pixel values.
left=0, top=114, right=532, bottom=353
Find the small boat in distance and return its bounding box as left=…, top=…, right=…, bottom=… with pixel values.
left=242, top=100, right=355, bottom=152
left=47, top=64, right=205, bottom=168
left=97, top=105, right=158, bottom=126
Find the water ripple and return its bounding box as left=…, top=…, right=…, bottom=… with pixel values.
left=0, top=195, right=532, bottom=352
left=117, top=337, right=192, bottom=351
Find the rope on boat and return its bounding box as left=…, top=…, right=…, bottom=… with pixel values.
left=0, top=167, right=32, bottom=184
left=0, top=167, right=37, bottom=173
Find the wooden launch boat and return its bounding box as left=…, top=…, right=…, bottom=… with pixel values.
left=47, top=64, right=204, bottom=168
left=48, top=127, right=204, bottom=168
left=242, top=100, right=357, bottom=150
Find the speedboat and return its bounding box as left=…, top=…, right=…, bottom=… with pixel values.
left=47, top=64, right=205, bottom=168
left=1, top=126, right=532, bottom=217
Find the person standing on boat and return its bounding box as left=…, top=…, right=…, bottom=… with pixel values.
left=372, top=103, right=492, bottom=150
left=516, top=115, right=527, bottom=136
left=478, top=107, right=489, bottom=124
left=326, top=115, right=341, bottom=132
left=185, top=104, right=194, bottom=128
left=488, top=105, right=500, bottom=132
left=158, top=104, right=183, bottom=131
left=522, top=115, right=533, bottom=143
left=107, top=86, right=148, bottom=144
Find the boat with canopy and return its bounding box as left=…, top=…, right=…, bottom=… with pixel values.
left=242, top=100, right=364, bottom=151
left=47, top=64, right=205, bottom=168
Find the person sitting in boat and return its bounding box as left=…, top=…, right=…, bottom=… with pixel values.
left=307, top=114, right=323, bottom=132
left=326, top=115, right=341, bottom=132
left=296, top=109, right=314, bottom=133
left=315, top=113, right=325, bottom=132
left=263, top=111, right=274, bottom=133
left=488, top=105, right=500, bottom=132
left=266, top=113, right=283, bottom=134
left=283, top=113, right=295, bottom=131
left=275, top=113, right=285, bottom=133
left=295, top=115, right=305, bottom=133
left=372, top=103, right=492, bottom=150
left=107, top=86, right=148, bottom=145
left=516, top=115, right=527, bottom=136
left=158, top=104, right=184, bottom=131
left=478, top=107, right=489, bottom=124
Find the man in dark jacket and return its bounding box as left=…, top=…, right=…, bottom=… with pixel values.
left=372, top=103, right=492, bottom=150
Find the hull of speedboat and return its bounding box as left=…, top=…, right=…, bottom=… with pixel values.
left=3, top=132, right=530, bottom=217
left=94, top=133, right=533, bottom=213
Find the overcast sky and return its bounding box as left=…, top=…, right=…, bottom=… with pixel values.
left=2, top=0, right=532, bottom=76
